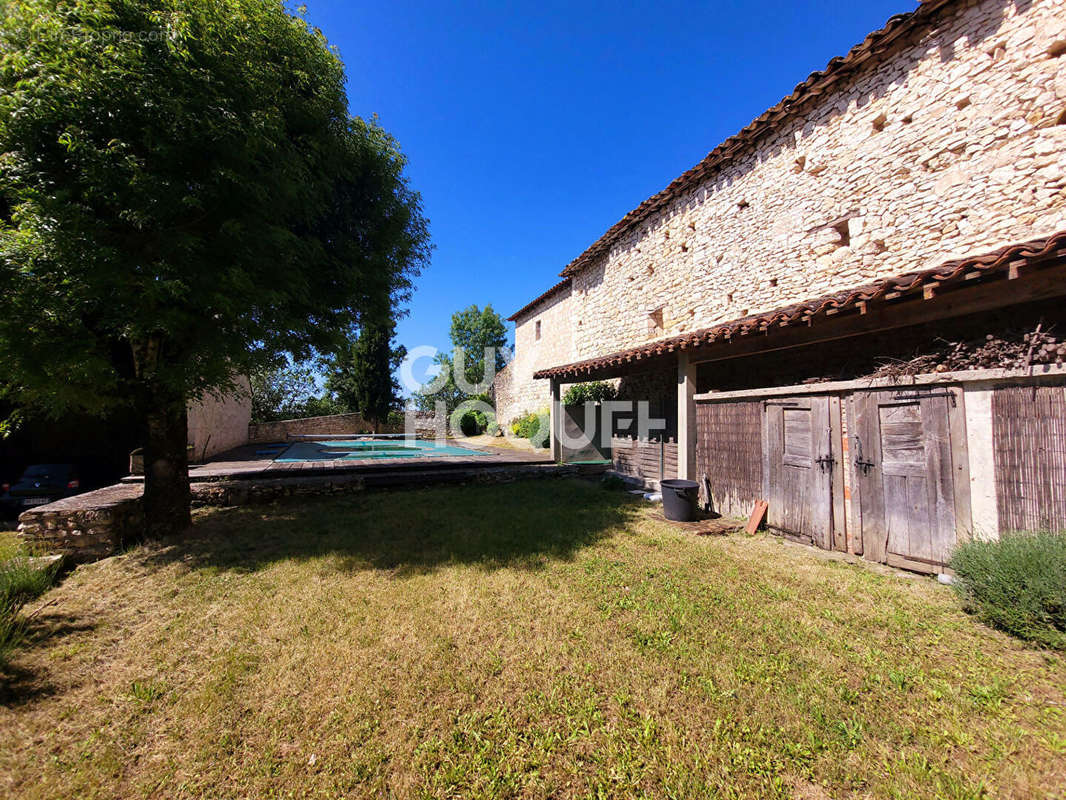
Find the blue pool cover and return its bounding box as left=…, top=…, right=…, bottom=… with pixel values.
left=275, top=439, right=487, bottom=462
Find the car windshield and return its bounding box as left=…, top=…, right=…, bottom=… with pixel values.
left=22, top=465, right=67, bottom=479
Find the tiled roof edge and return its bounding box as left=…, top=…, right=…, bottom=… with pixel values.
left=533, top=231, right=1066, bottom=380
left=507, top=277, right=572, bottom=322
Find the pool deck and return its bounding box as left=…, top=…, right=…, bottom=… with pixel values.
left=123, top=438, right=555, bottom=483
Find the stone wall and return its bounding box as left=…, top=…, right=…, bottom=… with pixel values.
left=188, top=463, right=602, bottom=507
left=188, top=377, right=252, bottom=460
left=248, top=412, right=438, bottom=443
left=512, top=0, right=1066, bottom=382
left=497, top=284, right=574, bottom=424
left=17, top=485, right=143, bottom=562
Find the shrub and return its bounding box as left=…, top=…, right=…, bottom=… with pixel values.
left=563, top=381, right=617, bottom=405
left=509, top=411, right=536, bottom=438
left=459, top=409, right=486, bottom=436
left=949, top=531, right=1066, bottom=649
left=527, top=412, right=550, bottom=448
left=509, top=409, right=549, bottom=448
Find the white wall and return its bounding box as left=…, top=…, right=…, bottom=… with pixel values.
left=187, top=376, right=252, bottom=461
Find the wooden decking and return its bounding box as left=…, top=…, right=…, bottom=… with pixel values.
left=141, top=439, right=554, bottom=483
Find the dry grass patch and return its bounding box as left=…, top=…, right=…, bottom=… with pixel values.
left=0, top=480, right=1063, bottom=799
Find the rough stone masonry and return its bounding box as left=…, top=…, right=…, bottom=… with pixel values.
left=497, top=0, right=1066, bottom=424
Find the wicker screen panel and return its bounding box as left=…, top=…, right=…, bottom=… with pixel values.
left=696, top=401, right=763, bottom=517
left=992, top=385, right=1066, bottom=532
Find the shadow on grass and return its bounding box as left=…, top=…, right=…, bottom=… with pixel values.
left=0, top=613, right=97, bottom=706
left=148, top=479, right=641, bottom=577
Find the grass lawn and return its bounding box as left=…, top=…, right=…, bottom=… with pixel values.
left=1, top=480, right=1063, bottom=799
left=0, top=529, right=23, bottom=561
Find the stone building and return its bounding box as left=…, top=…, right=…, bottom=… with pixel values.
left=495, top=278, right=572, bottom=420
left=496, top=0, right=1066, bottom=573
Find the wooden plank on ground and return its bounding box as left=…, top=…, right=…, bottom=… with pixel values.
left=745, top=499, right=768, bottom=535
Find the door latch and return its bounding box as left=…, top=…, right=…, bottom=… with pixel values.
left=892, top=390, right=957, bottom=408
left=853, top=436, right=875, bottom=475
left=815, top=454, right=835, bottom=472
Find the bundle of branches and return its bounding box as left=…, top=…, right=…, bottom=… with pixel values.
left=871, top=325, right=1063, bottom=380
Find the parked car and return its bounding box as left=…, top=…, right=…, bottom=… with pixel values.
left=1, top=464, right=82, bottom=515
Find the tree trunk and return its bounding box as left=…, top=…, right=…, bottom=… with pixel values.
left=143, top=399, right=191, bottom=538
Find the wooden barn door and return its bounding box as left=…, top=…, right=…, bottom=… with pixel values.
left=849, top=387, right=970, bottom=573
left=763, top=397, right=842, bottom=549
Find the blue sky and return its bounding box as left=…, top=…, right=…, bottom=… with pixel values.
left=301, top=0, right=914, bottom=382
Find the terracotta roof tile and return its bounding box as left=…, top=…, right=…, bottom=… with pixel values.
left=533, top=232, right=1066, bottom=380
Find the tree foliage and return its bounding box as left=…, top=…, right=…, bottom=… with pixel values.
left=0, top=0, right=430, bottom=533
left=449, top=305, right=508, bottom=389
left=410, top=352, right=462, bottom=414
left=324, top=318, right=406, bottom=428
left=563, top=381, right=618, bottom=405
left=249, top=362, right=336, bottom=424
left=413, top=305, right=508, bottom=413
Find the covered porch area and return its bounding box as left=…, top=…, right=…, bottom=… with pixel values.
left=537, top=233, right=1066, bottom=570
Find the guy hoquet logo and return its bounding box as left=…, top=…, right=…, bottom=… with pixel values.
left=398, top=346, right=665, bottom=445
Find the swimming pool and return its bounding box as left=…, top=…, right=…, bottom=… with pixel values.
left=274, top=438, right=487, bottom=462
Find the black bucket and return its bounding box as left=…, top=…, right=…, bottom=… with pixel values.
left=660, top=479, right=700, bottom=522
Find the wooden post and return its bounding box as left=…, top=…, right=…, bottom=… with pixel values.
left=677, top=352, right=697, bottom=480
left=549, top=378, right=562, bottom=464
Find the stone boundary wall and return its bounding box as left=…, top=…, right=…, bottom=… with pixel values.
left=188, top=463, right=601, bottom=506
left=248, top=412, right=439, bottom=443
left=18, top=463, right=606, bottom=561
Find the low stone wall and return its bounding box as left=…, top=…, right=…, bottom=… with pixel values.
left=248, top=412, right=440, bottom=444
left=17, top=484, right=144, bottom=562
left=190, top=474, right=367, bottom=507
left=18, top=463, right=606, bottom=561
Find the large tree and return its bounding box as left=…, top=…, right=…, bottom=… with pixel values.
left=449, top=304, right=508, bottom=389
left=413, top=304, right=508, bottom=412
left=324, top=318, right=406, bottom=431
left=0, top=0, right=429, bottom=535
